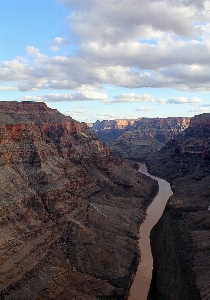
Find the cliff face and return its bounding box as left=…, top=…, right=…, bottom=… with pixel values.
left=147, top=113, right=210, bottom=300
left=110, top=117, right=190, bottom=161
left=89, top=119, right=137, bottom=143
left=0, top=101, right=158, bottom=300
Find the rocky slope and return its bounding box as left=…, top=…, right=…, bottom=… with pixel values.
left=110, top=117, right=190, bottom=161
left=88, top=119, right=137, bottom=143
left=147, top=113, right=210, bottom=300
left=0, top=101, right=158, bottom=300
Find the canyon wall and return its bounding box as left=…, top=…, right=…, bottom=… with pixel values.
left=0, top=101, right=158, bottom=300
left=88, top=119, right=137, bottom=143
left=110, top=117, right=190, bottom=161
left=147, top=113, right=210, bottom=300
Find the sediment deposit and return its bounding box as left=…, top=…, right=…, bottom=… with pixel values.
left=0, top=101, right=158, bottom=300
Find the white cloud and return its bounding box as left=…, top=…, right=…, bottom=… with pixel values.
left=65, top=109, right=84, bottom=114
left=96, top=112, right=140, bottom=120
left=1, top=0, right=210, bottom=94
left=64, top=109, right=87, bottom=121
left=25, top=46, right=40, bottom=57
left=17, top=91, right=155, bottom=105
left=50, top=37, right=70, bottom=52
left=73, top=105, right=92, bottom=108
left=157, top=98, right=167, bottom=105
left=0, top=85, right=18, bottom=91
left=167, top=97, right=204, bottom=104
left=18, top=91, right=110, bottom=103
left=60, top=0, right=197, bottom=45
left=111, top=92, right=155, bottom=103
left=188, top=106, right=210, bottom=112
left=1, top=52, right=210, bottom=91
left=135, top=107, right=154, bottom=111
left=201, top=103, right=210, bottom=106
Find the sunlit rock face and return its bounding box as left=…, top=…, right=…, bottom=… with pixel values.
left=88, top=119, right=137, bottom=143
left=109, top=117, right=191, bottom=161
left=147, top=113, right=210, bottom=300
left=0, top=101, right=158, bottom=300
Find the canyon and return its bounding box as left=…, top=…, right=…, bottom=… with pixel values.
left=93, top=114, right=210, bottom=300
left=88, top=119, right=137, bottom=144
left=0, top=101, right=158, bottom=300
left=1, top=102, right=210, bottom=300
left=147, top=113, right=210, bottom=300
left=90, top=117, right=190, bottom=161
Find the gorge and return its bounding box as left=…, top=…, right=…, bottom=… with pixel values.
left=93, top=113, right=210, bottom=300
left=89, top=117, right=191, bottom=161
left=147, top=113, right=210, bottom=300
left=0, top=101, right=158, bottom=300
left=1, top=102, right=210, bottom=300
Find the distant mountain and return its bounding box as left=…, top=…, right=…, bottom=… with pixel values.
left=147, top=113, right=210, bottom=300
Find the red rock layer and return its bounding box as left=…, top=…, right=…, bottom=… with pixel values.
left=0, top=101, right=157, bottom=300
left=189, top=113, right=210, bottom=127
left=147, top=113, right=210, bottom=300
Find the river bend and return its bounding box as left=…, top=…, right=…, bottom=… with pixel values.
left=129, top=163, right=173, bottom=300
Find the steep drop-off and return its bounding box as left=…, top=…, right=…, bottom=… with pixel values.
left=0, top=101, right=158, bottom=300
left=110, top=117, right=190, bottom=161
left=147, top=113, right=210, bottom=300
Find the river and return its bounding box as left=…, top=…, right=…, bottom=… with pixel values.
left=128, top=163, right=173, bottom=300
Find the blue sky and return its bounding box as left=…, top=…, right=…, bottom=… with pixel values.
left=1, top=0, right=210, bottom=123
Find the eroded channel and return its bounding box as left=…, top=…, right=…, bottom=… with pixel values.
left=128, top=163, right=173, bottom=300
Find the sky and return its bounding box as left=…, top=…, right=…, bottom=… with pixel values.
left=0, top=0, right=210, bottom=123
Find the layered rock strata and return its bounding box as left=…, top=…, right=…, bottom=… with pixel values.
left=0, top=101, right=158, bottom=300
left=147, top=113, right=210, bottom=300
left=88, top=119, right=137, bottom=143
left=110, top=117, right=190, bottom=161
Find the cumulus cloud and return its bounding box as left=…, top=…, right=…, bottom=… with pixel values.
left=50, top=37, right=70, bottom=52
left=188, top=107, right=210, bottom=112
left=25, top=46, right=40, bottom=57
left=81, top=33, right=210, bottom=70
left=157, top=98, right=167, bottom=105
left=1, top=0, right=210, bottom=95
left=111, top=92, right=155, bottom=103
left=59, top=0, right=198, bottom=45
left=0, top=85, right=18, bottom=91
left=1, top=51, right=210, bottom=91
left=201, top=103, right=210, bottom=106
left=167, top=97, right=203, bottom=104
left=64, top=109, right=89, bottom=121
left=73, top=105, right=92, bottom=108
left=135, top=107, right=154, bottom=111
left=18, top=91, right=110, bottom=103
left=17, top=91, right=156, bottom=105
left=65, top=109, right=84, bottom=114
left=96, top=112, right=140, bottom=120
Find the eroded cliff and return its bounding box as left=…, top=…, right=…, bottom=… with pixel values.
left=0, top=101, right=158, bottom=300
left=88, top=119, right=137, bottom=143
left=147, top=113, right=210, bottom=300
left=110, top=117, right=190, bottom=161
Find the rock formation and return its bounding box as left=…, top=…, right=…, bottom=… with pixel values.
left=88, top=119, right=137, bottom=143
left=147, top=113, right=210, bottom=300
left=110, top=117, right=190, bottom=161
left=0, top=101, right=158, bottom=300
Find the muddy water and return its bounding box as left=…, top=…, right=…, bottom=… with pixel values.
left=128, top=163, right=173, bottom=300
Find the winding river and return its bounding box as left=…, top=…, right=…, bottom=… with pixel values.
left=128, top=163, right=173, bottom=300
